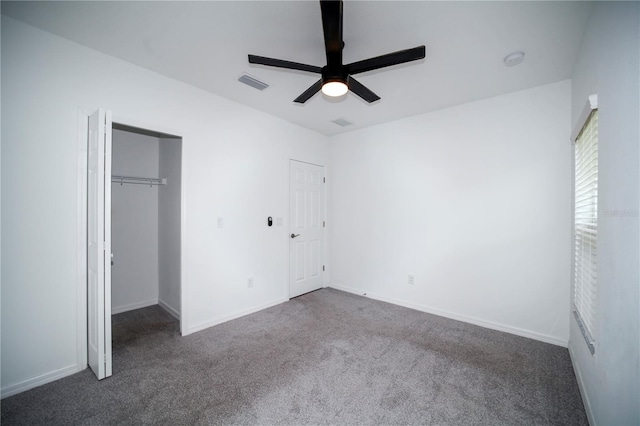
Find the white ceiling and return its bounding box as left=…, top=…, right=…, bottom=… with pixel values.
left=2, top=1, right=592, bottom=136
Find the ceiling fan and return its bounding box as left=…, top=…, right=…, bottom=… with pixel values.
left=248, top=0, right=426, bottom=104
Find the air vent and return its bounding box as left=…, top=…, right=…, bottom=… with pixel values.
left=331, top=118, right=353, bottom=127
left=238, top=73, right=269, bottom=91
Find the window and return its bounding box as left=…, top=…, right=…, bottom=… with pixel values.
left=572, top=96, right=598, bottom=355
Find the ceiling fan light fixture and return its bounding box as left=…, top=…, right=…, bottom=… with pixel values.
left=321, top=80, right=348, bottom=97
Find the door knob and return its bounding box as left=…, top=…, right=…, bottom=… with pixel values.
left=291, top=233, right=300, bottom=239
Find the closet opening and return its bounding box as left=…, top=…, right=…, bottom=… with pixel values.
left=110, top=122, right=182, bottom=333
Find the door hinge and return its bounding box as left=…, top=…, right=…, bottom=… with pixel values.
left=323, top=221, right=325, bottom=227
left=323, top=177, right=326, bottom=183
left=323, top=265, right=325, bottom=271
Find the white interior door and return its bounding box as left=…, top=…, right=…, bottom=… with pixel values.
left=87, top=108, right=113, bottom=380
left=289, top=160, right=325, bottom=298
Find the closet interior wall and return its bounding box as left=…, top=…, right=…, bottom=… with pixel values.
left=111, top=128, right=181, bottom=319
left=158, top=136, right=182, bottom=319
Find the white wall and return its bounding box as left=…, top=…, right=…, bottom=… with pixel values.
left=569, top=3, right=640, bottom=425
left=329, top=80, right=572, bottom=346
left=0, top=16, right=328, bottom=397
left=158, top=137, right=182, bottom=318
left=111, top=129, right=160, bottom=314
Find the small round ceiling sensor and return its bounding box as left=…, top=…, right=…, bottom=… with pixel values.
left=504, top=51, right=525, bottom=67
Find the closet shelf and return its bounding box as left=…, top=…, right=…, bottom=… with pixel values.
left=111, top=175, right=167, bottom=186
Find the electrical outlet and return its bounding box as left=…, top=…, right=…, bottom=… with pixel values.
left=408, top=274, right=416, bottom=286
left=247, top=277, right=254, bottom=288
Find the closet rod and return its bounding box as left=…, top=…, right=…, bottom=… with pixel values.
left=111, top=175, right=167, bottom=186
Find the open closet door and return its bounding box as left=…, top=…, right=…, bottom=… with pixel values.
left=87, top=108, right=113, bottom=380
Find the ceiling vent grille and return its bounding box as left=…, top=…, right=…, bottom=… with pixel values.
left=238, top=73, right=269, bottom=91
left=331, top=118, right=353, bottom=127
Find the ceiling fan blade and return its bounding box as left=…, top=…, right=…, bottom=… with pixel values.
left=348, top=77, right=380, bottom=103
left=249, top=55, right=322, bottom=74
left=320, top=0, right=343, bottom=69
left=347, top=45, right=426, bottom=75
left=294, top=79, right=323, bottom=103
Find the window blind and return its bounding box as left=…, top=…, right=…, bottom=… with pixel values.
left=573, top=109, right=598, bottom=351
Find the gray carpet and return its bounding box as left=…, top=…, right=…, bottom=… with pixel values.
left=1, top=288, right=587, bottom=425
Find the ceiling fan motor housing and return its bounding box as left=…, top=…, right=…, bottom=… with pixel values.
left=321, top=66, right=349, bottom=86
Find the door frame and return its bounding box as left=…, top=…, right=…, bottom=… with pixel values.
left=76, top=109, right=188, bottom=372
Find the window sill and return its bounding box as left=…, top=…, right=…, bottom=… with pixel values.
left=573, top=309, right=595, bottom=355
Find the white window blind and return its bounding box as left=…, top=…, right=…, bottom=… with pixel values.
left=573, top=108, right=598, bottom=353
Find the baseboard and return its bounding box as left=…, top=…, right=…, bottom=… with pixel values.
left=1, top=364, right=82, bottom=399
left=328, top=284, right=367, bottom=296
left=328, top=284, right=568, bottom=347
left=568, top=342, right=596, bottom=426
left=185, top=297, right=288, bottom=336
left=111, top=299, right=158, bottom=315
left=158, top=299, right=181, bottom=320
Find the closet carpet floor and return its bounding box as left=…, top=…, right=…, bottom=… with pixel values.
left=1, top=288, right=587, bottom=425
